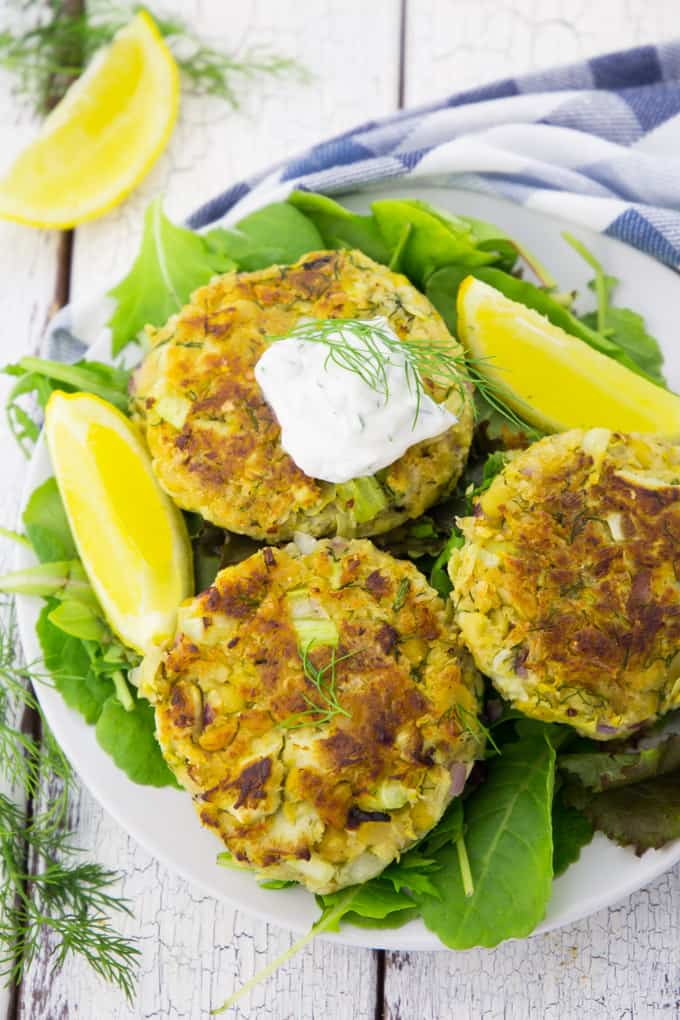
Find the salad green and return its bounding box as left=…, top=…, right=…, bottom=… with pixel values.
left=2, top=188, right=677, bottom=993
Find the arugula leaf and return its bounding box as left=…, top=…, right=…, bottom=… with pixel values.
left=36, top=601, right=112, bottom=726
left=22, top=477, right=77, bottom=563
left=287, top=191, right=390, bottom=263
left=413, top=733, right=556, bottom=948
left=107, top=198, right=237, bottom=355
left=3, top=358, right=131, bottom=453
left=552, top=791, right=593, bottom=877
left=205, top=202, right=323, bottom=271
left=95, top=695, right=178, bottom=788
left=565, top=774, right=680, bottom=855
left=564, top=233, right=665, bottom=384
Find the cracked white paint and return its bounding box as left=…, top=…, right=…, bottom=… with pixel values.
left=4, top=0, right=680, bottom=1017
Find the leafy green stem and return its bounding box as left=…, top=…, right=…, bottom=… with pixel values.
left=212, top=887, right=358, bottom=1014
left=455, top=833, right=474, bottom=898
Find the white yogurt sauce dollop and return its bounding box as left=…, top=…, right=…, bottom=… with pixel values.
left=254, top=317, right=457, bottom=484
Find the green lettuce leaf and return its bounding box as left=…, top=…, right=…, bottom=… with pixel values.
left=413, top=733, right=556, bottom=948
left=108, top=197, right=237, bottom=355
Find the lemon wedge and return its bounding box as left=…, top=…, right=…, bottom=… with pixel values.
left=0, top=12, right=179, bottom=228
left=45, top=391, right=193, bottom=653
left=457, top=276, right=680, bottom=435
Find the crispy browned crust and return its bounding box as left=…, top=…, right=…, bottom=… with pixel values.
left=450, top=429, right=680, bottom=739
left=130, top=249, right=473, bottom=541
left=143, top=539, right=482, bottom=892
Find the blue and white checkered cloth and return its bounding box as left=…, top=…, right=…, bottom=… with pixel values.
left=47, top=39, right=680, bottom=359
left=190, top=40, right=680, bottom=269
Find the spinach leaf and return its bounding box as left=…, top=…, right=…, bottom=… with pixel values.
left=22, top=477, right=77, bottom=563
left=565, top=774, right=680, bottom=855
left=205, top=202, right=323, bottom=270
left=95, top=694, right=179, bottom=788
left=372, top=199, right=496, bottom=287
left=287, top=191, right=390, bottom=263
left=413, top=733, right=556, bottom=948
left=108, top=197, right=237, bottom=355
left=552, top=791, right=593, bottom=877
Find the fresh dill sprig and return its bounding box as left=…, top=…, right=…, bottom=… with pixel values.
left=0, top=0, right=308, bottom=116
left=0, top=600, right=139, bottom=999
left=268, top=317, right=528, bottom=432
left=281, top=642, right=354, bottom=729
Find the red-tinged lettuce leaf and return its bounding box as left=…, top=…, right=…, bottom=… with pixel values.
left=559, top=715, right=680, bottom=792
left=565, top=775, right=680, bottom=855
left=552, top=791, right=593, bottom=877
left=412, top=734, right=556, bottom=949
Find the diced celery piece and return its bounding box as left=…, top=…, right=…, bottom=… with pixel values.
left=337, top=476, right=387, bottom=524
left=156, top=394, right=191, bottom=429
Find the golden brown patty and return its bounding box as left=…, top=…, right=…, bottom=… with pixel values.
left=140, top=538, right=483, bottom=893
left=450, top=429, right=680, bottom=740
left=130, top=249, right=473, bottom=542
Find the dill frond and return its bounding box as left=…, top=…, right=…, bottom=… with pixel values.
left=281, top=643, right=355, bottom=729
left=0, top=0, right=308, bottom=115
left=0, top=600, right=139, bottom=999
left=269, top=317, right=528, bottom=432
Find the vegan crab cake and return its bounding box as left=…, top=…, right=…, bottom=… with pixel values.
left=130, top=249, right=473, bottom=542
left=450, top=429, right=680, bottom=741
left=140, top=538, right=483, bottom=894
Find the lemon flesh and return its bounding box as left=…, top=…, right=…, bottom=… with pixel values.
left=0, top=12, right=179, bottom=228
left=45, top=391, right=193, bottom=653
left=457, top=276, right=680, bottom=435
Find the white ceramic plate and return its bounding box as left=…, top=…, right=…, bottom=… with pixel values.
left=14, top=186, right=680, bottom=950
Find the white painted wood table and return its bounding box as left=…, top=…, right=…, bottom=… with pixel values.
left=1, top=1, right=679, bottom=1017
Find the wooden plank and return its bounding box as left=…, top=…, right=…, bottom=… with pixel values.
left=383, top=2, right=680, bottom=1018
left=18, top=1, right=401, bottom=1016
left=404, top=0, right=679, bottom=106
left=0, top=3, right=66, bottom=1015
